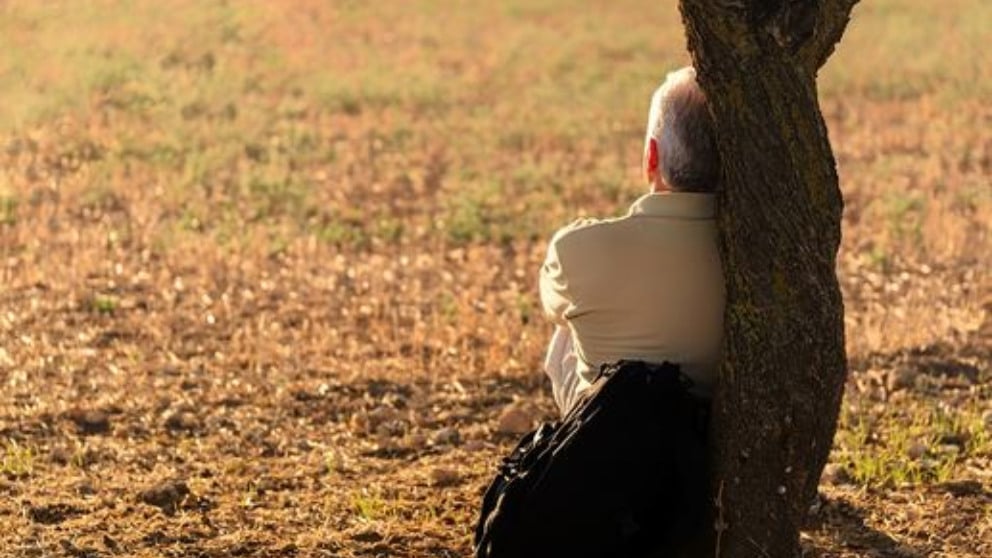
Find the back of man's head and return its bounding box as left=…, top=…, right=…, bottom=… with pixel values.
left=644, top=67, right=720, bottom=193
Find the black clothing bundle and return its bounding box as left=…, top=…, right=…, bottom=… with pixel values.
left=474, top=360, right=712, bottom=558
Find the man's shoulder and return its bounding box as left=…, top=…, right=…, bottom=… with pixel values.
left=549, top=215, right=627, bottom=253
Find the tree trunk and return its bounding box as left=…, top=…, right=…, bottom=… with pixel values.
left=675, top=1, right=859, bottom=556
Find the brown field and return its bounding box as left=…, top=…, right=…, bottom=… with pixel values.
left=1, top=1, right=990, bottom=556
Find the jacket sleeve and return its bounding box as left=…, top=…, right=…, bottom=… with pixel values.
left=539, top=232, right=573, bottom=326
left=543, top=325, right=574, bottom=413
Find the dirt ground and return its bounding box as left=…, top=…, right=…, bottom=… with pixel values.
left=1, top=233, right=989, bottom=557
left=1, top=1, right=991, bottom=557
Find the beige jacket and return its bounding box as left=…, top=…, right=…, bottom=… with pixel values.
left=540, top=192, right=725, bottom=399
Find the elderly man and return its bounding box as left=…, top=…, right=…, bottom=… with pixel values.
left=474, top=67, right=723, bottom=558
left=541, top=66, right=725, bottom=415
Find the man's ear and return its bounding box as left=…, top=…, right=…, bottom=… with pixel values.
left=644, top=137, right=660, bottom=184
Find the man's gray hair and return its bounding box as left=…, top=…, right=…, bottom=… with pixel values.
left=645, top=67, right=720, bottom=193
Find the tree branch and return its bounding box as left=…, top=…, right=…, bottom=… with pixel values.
left=798, top=0, right=861, bottom=72
left=680, top=0, right=860, bottom=74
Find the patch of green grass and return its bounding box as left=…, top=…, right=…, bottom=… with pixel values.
left=373, top=217, right=404, bottom=244
left=179, top=209, right=205, bottom=234
left=80, top=186, right=122, bottom=213
left=315, top=78, right=450, bottom=116
left=313, top=221, right=368, bottom=249
left=0, top=192, right=17, bottom=226
left=444, top=191, right=490, bottom=244
left=437, top=291, right=459, bottom=322
left=1, top=440, right=35, bottom=477
left=116, top=139, right=186, bottom=168
left=240, top=480, right=261, bottom=509
left=952, top=183, right=992, bottom=213
left=935, top=401, right=992, bottom=458
left=442, top=179, right=539, bottom=245
left=69, top=442, right=95, bottom=470
left=884, top=192, right=926, bottom=245
left=866, top=246, right=891, bottom=272
left=245, top=176, right=309, bottom=221
left=90, top=294, right=119, bottom=314
left=267, top=233, right=290, bottom=258
left=0, top=0, right=248, bottom=130
left=351, top=489, right=388, bottom=522
left=834, top=398, right=981, bottom=490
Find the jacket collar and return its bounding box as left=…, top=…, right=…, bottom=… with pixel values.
left=628, top=192, right=715, bottom=220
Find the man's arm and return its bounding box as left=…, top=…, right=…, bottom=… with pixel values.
left=543, top=325, right=575, bottom=413
left=539, top=235, right=573, bottom=326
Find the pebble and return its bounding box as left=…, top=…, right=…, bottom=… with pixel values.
left=431, top=427, right=461, bottom=446
left=66, top=409, right=111, bottom=436
left=497, top=402, right=537, bottom=435
left=821, top=463, right=852, bottom=486
left=75, top=481, right=96, bottom=496
left=351, top=529, right=383, bottom=543
left=163, top=411, right=200, bottom=433
left=48, top=447, right=73, bottom=466
left=938, top=432, right=969, bottom=448
left=373, top=436, right=401, bottom=453
left=886, top=367, right=917, bottom=393
left=405, top=432, right=428, bottom=449
left=462, top=424, right=489, bottom=441
left=138, top=480, right=190, bottom=514
left=375, top=419, right=407, bottom=438
left=463, top=440, right=487, bottom=452
left=102, top=535, right=121, bottom=553
left=0, top=479, right=18, bottom=495
left=939, top=479, right=982, bottom=497
left=906, top=441, right=928, bottom=460
left=27, top=503, right=80, bottom=525
left=429, top=467, right=460, bottom=487
left=353, top=406, right=401, bottom=434
left=937, top=444, right=961, bottom=456
left=367, top=406, right=400, bottom=427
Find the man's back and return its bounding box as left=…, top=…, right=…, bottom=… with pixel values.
left=540, top=192, right=724, bottom=393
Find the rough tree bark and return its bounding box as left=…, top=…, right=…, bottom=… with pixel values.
left=675, top=1, right=860, bottom=556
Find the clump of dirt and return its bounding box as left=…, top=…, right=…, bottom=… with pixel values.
left=138, top=480, right=190, bottom=515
